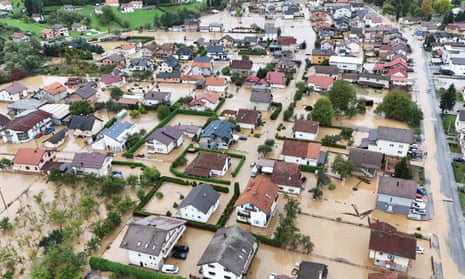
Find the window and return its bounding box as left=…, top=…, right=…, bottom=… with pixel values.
left=208, top=272, right=216, bottom=276
left=389, top=144, right=394, bottom=147
left=399, top=145, right=403, bottom=148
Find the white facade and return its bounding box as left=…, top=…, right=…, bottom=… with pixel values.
left=235, top=200, right=277, bottom=228
left=294, top=130, right=318, bottom=141
left=178, top=200, right=219, bottom=223
left=92, top=123, right=137, bottom=152
left=0, top=2, right=12, bottom=10
left=276, top=183, right=302, bottom=195
left=12, top=151, right=55, bottom=173
left=206, top=84, right=227, bottom=92
left=368, top=139, right=410, bottom=157
left=456, top=114, right=465, bottom=132
left=0, top=88, right=27, bottom=102
left=281, top=154, right=318, bottom=166
left=332, top=7, right=351, bottom=19
left=2, top=118, right=52, bottom=144
left=146, top=136, right=183, bottom=154
left=369, top=249, right=410, bottom=272
left=329, top=56, right=363, bottom=73
left=74, top=157, right=112, bottom=177
left=200, top=262, right=246, bottom=279
left=210, top=159, right=229, bottom=176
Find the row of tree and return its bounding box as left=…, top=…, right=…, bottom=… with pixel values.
left=367, top=0, right=453, bottom=20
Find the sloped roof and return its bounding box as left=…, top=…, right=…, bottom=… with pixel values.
left=145, top=90, right=171, bottom=101
left=13, top=148, right=47, bottom=165
left=44, top=128, right=67, bottom=144
left=369, top=221, right=416, bottom=260
left=296, top=261, right=328, bottom=279
left=231, top=59, right=253, bottom=70
left=185, top=152, right=229, bottom=177
left=307, top=75, right=334, bottom=90
left=250, top=91, right=272, bottom=103
left=197, top=225, right=256, bottom=276
left=5, top=110, right=51, bottom=132
left=234, top=176, right=279, bottom=214
left=179, top=183, right=220, bottom=214
left=375, top=126, right=414, bottom=144
left=205, top=77, right=226, bottom=86
left=201, top=120, right=234, bottom=141
left=71, top=152, right=107, bottom=169
left=348, top=148, right=382, bottom=169
left=236, top=109, right=259, bottom=124
left=270, top=161, right=302, bottom=188
left=146, top=126, right=183, bottom=145
left=377, top=176, right=417, bottom=199
left=1, top=82, right=27, bottom=94
left=68, top=114, right=101, bottom=131
left=0, top=113, right=10, bottom=126
left=43, top=81, right=67, bottom=95
left=73, top=84, right=97, bottom=99
left=101, top=121, right=134, bottom=141
left=281, top=140, right=321, bottom=160
left=293, top=120, right=319, bottom=134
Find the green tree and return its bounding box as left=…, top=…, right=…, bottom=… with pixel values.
left=100, top=177, right=125, bottom=196
left=110, top=87, right=124, bottom=100
left=24, top=0, right=43, bottom=16
left=265, top=139, right=275, bottom=146
left=331, top=154, right=355, bottom=179
left=382, top=3, right=396, bottom=15
left=4, top=41, right=44, bottom=73
left=440, top=83, right=456, bottom=114
left=309, top=98, right=334, bottom=126
left=257, top=144, right=273, bottom=156
left=433, top=0, right=451, bottom=15
left=221, top=66, right=230, bottom=75
left=394, top=157, right=413, bottom=179
left=327, top=80, right=356, bottom=116
left=129, top=109, right=140, bottom=118
left=374, top=90, right=423, bottom=126
left=142, top=166, right=160, bottom=182
left=69, top=100, right=93, bottom=115
left=422, top=0, right=433, bottom=18
left=38, top=229, right=64, bottom=253
left=157, top=105, right=171, bottom=120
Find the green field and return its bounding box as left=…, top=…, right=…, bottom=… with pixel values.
left=0, top=18, right=50, bottom=35
left=442, top=114, right=458, bottom=135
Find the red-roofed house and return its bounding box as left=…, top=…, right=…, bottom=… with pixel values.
left=189, top=91, right=220, bottom=111
left=39, top=81, right=68, bottom=102
left=293, top=120, right=320, bottom=141
left=205, top=77, right=227, bottom=92
left=234, top=176, right=279, bottom=228
left=235, top=109, right=260, bottom=129
left=265, top=71, right=286, bottom=88
left=105, top=0, right=119, bottom=7
left=280, top=140, right=321, bottom=166
left=307, top=75, right=334, bottom=92
left=99, top=74, right=124, bottom=89
left=12, top=148, right=56, bottom=173
left=389, top=67, right=409, bottom=87
left=41, top=28, right=57, bottom=40
left=0, top=0, right=12, bottom=10
left=2, top=110, right=52, bottom=143
left=270, top=161, right=304, bottom=194
left=119, top=43, right=137, bottom=56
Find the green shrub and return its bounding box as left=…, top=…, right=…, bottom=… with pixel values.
left=413, top=232, right=423, bottom=239
left=328, top=183, right=336, bottom=190
left=155, top=192, right=163, bottom=199
left=166, top=211, right=172, bottom=216
left=173, top=202, right=178, bottom=208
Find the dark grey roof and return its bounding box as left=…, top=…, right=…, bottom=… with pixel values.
left=459, top=110, right=465, bottom=121
left=71, top=152, right=107, bottom=169
left=2, top=83, right=27, bottom=94
left=359, top=73, right=390, bottom=81
left=197, top=225, right=256, bottom=276
left=107, top=53, right=124, bottom=63
left=145, top=91, right=171, bottom=101
left=146, top=126, right=183, bottom=145
left=201, top=120, right=235, bottom=142
left=375, top=126, right=415, bottom=144
left=451, top=57, right=465, bottom=65
left=193, top=56, right=212, bottom=63
left=8, top=99, right=47, bottom=111
left=120, top=216, right=186, bottom=256
left=73, top=84, right=97, bottom=99
left=297, top=261, right=328, bottom=279
left=184, top=18, right=199, bottom=25
left=318, top=150, right=326, bottom=165
left=314, top=65, right=339, bottom=75
left=206, top=45, right=225, bottom=53
left=175, top=46, right=193, bottom=56
left=44, top=128, right=67, bottom=144
left=164, top=56, right=180, bottom=68
left=179, top=183, right=220, bottom=213
left=101, top=121, right=134, bottom=141
left=348, top=148, right=382, bottom=170
left=377, top=176, right=417, bottom=199
left=130, top=58, right=151, bottom=67
left=0, top=114, right=10, bottom=126
left=156, top=70, right=181, bottom=79
left=250, top=91, right=272, bottom=103
left=312, top=49, right=332, bottom=56
left=68, top=114, right=100, bottom=131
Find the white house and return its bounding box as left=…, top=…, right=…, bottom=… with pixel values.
left=270, top=161, right=304, bottom=194
left=292, top=120, right=320, bottom=141
left=0, top=0, right=13, bottom=10
left=280, top=140, right=321, bottom=166
left=235, top=109, right=260, bottom=130
left=332, top=5, right=351, bottom=20
left=70, top=152, right=112, bottom=177
left=120, top=216, right=186, bottom=271
left=92, top=121, right=137, bottom=152
left=249, top=91, right=272, bottom=111
left=234, top=176, right=279, bottom=228
left=144, top=91, right=171, bottom=106
left=369, top=221, right=417, bottom=272
left=0, top=83, right=28, bottom=102
left=205, top=77, right=227, bottom=92
left=38, top=81, right=68, bottom=103
left=12, top=148, right=56, bottom=173
left=178, top=183, right=220, bottom=223
left=197, top=226, right=258, bottom=279
left=365, top=126, right=415, bottom=157
left=145, top=126, right=183, bottom=154
left=329, top=55, right=363, bottom=73
left=376, top=176, right=417, bottom=215
left=68, top=114, right=104, bottom=138
left=2, top=110, right=52, bottom=144
left=189, top=91, right=219, bottom=111
left=455, top=110, right=465, bottom=132
left=185, top=152, right=230, bottom=178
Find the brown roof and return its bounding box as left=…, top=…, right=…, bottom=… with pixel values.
left=307, top=75, right=334, bottom=90
left=43, top=81, right=67, bottom=95
left=118, top=97, right=139, bottom=105
left=13, top=148, right=47, bottom=165
left=5, top=110, right=51, bottom=132
left=234, top=176, right=279, bottom=214
left=270, top=161, right=302, bottom=188
left=191, top=61, right=211, bottom=69
left=369, top=221, right=417, bottom=260
left=281, top=140, right=321, bottom=160
left=277, top=36, right=297, bottom=46
left=348, top=148, right=382, bottom=169
left=377, top=176, right=417, bottom=199
left=121, top=43, right=136, bottom=50
left=230, top=59, right=253, bottom=70
left=292, top=120, right=319, bottom=134
left=236, top=109, right=259, bottom=124
left=368, top=272, right=402, bottom=279
left=205, top=77, right=226, bottom=86
left=185, top=152, right=229, bottom=177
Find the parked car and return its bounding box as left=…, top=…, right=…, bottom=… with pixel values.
left=416, top=193, right=424, bottom=199
left=412, top=208, right=426, bottom=215
left=135, top=153, right=145, bottom=158
left=239, top=136, right=247, bottom=140
left=161, top=264, right=179, bottom=274
left=112, top=170, right=123, bottom=179
left=412, top=201, right=426, bottom=209
left=416, top=246, right=425, bottom=254
left=35, top=133, right=43, bottom=138
left=173, top=245, right=189, bottom=253
left=416, top=187, right=426, bottom=196
left=453, top=157, right=465, bottom=163
left=44, top=126, right=55, bottom=135
left=172, top=251, right=187, bottom=259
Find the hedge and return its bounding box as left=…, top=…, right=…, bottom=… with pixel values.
left=252, top=233, right=280, bottom=247
left=300, top=165, right=320, bottom=173
left=217, top=182, right=240, bottom=227
left=238, top=50, right=267, bottom=55
left=270, top=103, right=283, bottom=120
left=170, top=166, right=231, bottom=185
left=89, top=257, right=185, bottom=279
left=112, top=161, right=145, bottom=168
left=275, top=134, right=347, bottom=150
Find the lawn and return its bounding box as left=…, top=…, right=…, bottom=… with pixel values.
left=449, top=142, right=461, bottom=153
left=414, top=166, right=425, bottom=186
left=458, top=188, right=465, bottom=214
left=442, top=114, right=457, bottom=135
left=0, top=18, right=50, bottom=35
left=452, top=162, right=465, bottom=183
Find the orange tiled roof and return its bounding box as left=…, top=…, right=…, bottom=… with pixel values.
left=205, top=77, right=226, bottom=86
left=43, top=81, right=66, bottom=95
left=234, top=176, right=279, bottom=214
left=13, top=148, right=46, bottom=165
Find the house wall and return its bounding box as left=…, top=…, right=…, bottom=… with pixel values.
left=191, top=66, right=212, bottom=76
left=369, top=249, right=410, bottom=272
left=199, top=137, right=231, bottom=150
left=2, top=118, right=52, bottom=144
left=235, top=201, right=275, bottom=228
left=0, top=90, right=26, bottom=102
left=250, top=101, right=270, bottom=111
left=282, top=154, right=318, bottom=166
left=13, top=150, right=56, bottom=173
left=376, top=194, right=412, bottom=215
left=368, top=139, right=410, bottom=157
left=146, top=140, right=175, bottom=154
left=179, top=199, right=219, bottom=223
left=294, top=130, right=318, bottom=141
left=455, top=118, right=465, bottom=132
left=206, top=85, right=227, bottom=92
left=238, top=122, right=255, bottom=130
left=200, top=262, right=242, bottom=279
left=43, top=91, right=68, bottom=103
left=311, top=55, right=330, bottom=64
left=210, top=159, right=229, bottom=176
left=277, top=183, right=301, bottom=194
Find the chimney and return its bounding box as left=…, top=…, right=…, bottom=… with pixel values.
left=223, top=232, right=227, bottom=239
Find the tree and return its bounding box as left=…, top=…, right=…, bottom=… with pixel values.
left=327, top=80, right=357, bottom=115
left=4, top=41, right=44, bottom=73
left=100, top=177, right=125, bottom=196
left=129, top=109, right=140, bottom=118
left=394, top=157, right=413, bottom=179
left=440, top=83, right=456, bottom=114
left=110, top=87, right=123, bottom=100
left=421, top=0, right=433, bottom=18
left=24, top=0, right=43, bottom=16
left=265, top=139, right=275, bottom=146
left=331, top=154, right=355, bottom=179
left=433, top=0, right=451, bottom=15
left=69, top=100, right=93, bottom=115
left=157, top=105, right=171, bottom=120
left=309, top=98, right=334, bottom=126
left=257, top=144, right=273, bottom=156
left=38, top=229, right=64, bottom=253
left=142, top=166, right=160, bottom=182
left=374, top=90, right=423, bottom=126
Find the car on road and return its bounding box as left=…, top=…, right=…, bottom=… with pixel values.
left=161, top=264, right=179, bottom=274
left=107, top=152, right=116, bottom=157
left=239, top=136, right=248, bottom=140
left=453, top=157, right=465, bottom=163
left=112, top=170, right=123, bottom=179
left=173, top=245, right=189, bottom=253
left=304, top=105, right=313, bottom=111
left=416, top=246, right=425, bottom=254
left=172, top=251, right=187, bottom=259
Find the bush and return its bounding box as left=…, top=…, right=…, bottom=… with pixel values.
left=413, top=232, right=423, bottom=239
left=173, top=202, right=178, bottom=208
left=155, top=192, right=163, bottom=199
left=328, top=183, right=336, bottom=190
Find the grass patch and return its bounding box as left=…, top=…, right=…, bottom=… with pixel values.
left=449, top=142, right=461, bottom=153
left=0, top=18, right=50, bottom=35
left=442, top=114, right=457, bottom=135
left=415, top=166, right=425, bottom=186
left=458, top=187, right=465, bottom=214
left=452, top=162, right=465, bottom=183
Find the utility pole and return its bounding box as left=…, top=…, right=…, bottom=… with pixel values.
left=0, top=188, right=7, bottom=211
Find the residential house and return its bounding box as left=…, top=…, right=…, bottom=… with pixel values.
left=178, top=183, right=220, bottom=223
left=31, top=13, right=44, bottom=22
left=197, top=226, right=257, bottom=279
left=320, top=39, right=335, bottom=52
left=271, top=161, right=304, bottom=194
left=156, top=71, right=181, bottom=83
left=230, top=60, right=253, bottom=75
left=249, top=91, right=272, bottom=111
left=173, top=46, right=194, bottom=60
left=68, top=114, right=104, bottom=138
left=310, top=7, right=326, bottom=21
left=314, top=65, right=339, bottom=79
left=71, top=23, right=87, bottom=32
left=420, top=21, right=439, bottom=34
left=120, top=216, right=186, bottom=271
left=277, top=36, right=297, bottom=51
left=265, top=72, right=286, bottom=88
left=264, top=23, right=278, bottom=41
left=0, top=114, right=9, bottom=130
left=2, top=110, right=52, bottom=143
left=234, top=176, right=279, bottom=227
left=205, top=77, right=227, bottom=92
left=183, top=18, right=200, bottom=31
left=455, top=110, right=465, bottom=132
left=376, top=176, right=417, bottom=215
left=105, top=0, right=119, bottom=7
left=120, top=2, right=134, bottom=13
left=158, top=56, right=181, bottom=73
left=95, top=5, right=103, bottom=14
left=365, top=126, right=415, bottom=157
left=119, top=43, right=137, bottom=56
left=0, top=82, right=28, bottom=102
left=92, top=121, right=137, bottom=152
left=280, top=140, right=321, bottom=166
left=191, top=56, right=213, bottom=76
left=7, top=99, right=47, bottom=115
left=235, top=109, right=260, bottom=129
left=342, top=72, right=360, bottom=83
left=332, top=5, right=351, bottom=19
left=154, top=43, right=174, bottom=59
left=329, top=55, right=363, bottom=73
left=38, top=104, right=70, bottom=125
left=311, top=49, right=332, bottom=64
left=189, top=91, right=220, bottom=111
left=206, top=45, right=228, bottom=61
left=145, top=126, right=183, bottom=154
left=36, top=81, right=68, bottom=103
left=11, top=32, right=29, bottom=42
left=242, top=35, right=259, bottom=47
left=99, top=73, right=123, bottom=89
left=307, top=75, right=334, bottom=92
left=348, top=148, right=383, bottom=178
left=41, top=28, right=57, bottom=40
left=43, top=128, right=67, bottom=149
left=369, top=221, right=417, bottom=272
left=71, top=152, right=112, bottom=176
left=69, top=83, right=97, bottom=105
left=296, top=261, right=329, bottom=279
left=128, top=58, right=153, bottom=71
left=144, top=91, right=171, bottom=106
left=293, top=120, right=319, bottom=141
left=209, top=22, right=224, bottom=32
left=217, top=35, right=236, bottom=48
left=12, top=148, right=56, bottom=173
left=101, top=53, right=125, bottom=66
left=389, top=67, right=409, bottom=88
left=199, top=120, right=235, bottom=150
left=358, top=74, right=390, bottom=89
left=0, top=0, right=12, bottom=10
left=53, top=24, right=69, bottom=36
left=184, top=151, right=230, bottom=178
